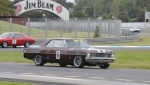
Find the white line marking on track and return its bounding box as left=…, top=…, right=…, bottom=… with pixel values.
left=89, top=77, right=106, bottom=80
left=3, top=72, right=13, bottom=74
left=65, top=76, right=80, bottom=78
left=43, top=74, right=57, bottom=76
left=143, top=81, right=150, bottom=83
left=21, top=73, right=35, bottom=75
left=116, top=79, right=133, bottom=82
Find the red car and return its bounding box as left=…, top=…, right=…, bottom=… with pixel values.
left=0, top=32, right=35, bottom=48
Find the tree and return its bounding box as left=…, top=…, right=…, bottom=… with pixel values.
left=13, top=0, right=23, bottom=4
left=137, top=10, right=145, bottom=22
left=0, top=0, right=15, bottom=15
left=73, top=11, right=88, bottom=18
left=119, top=11, right=130, bottom=22
left=74, top=0, right=84, bottom=12
left=110, top=0, right=120, bottom=19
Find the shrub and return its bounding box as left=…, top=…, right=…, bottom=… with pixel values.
left=93, top=26, right=100, bottom=38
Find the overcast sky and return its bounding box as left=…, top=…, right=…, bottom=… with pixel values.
left=66, top=0, right=75, bottom=3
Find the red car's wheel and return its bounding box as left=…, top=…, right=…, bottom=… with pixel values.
left=2, top=42, right=8, bottom=48
left=24, top=41, right=30, bottom=48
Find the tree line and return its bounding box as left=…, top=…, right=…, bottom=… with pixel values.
left=0, top=0, right=150, bottom=22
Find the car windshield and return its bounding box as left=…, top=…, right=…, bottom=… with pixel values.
left=0, top=33, right=12, bottom=38
left=66, top=39, right=90, bottom=48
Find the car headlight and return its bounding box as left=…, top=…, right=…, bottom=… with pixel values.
left=86, top=52, right=91, bottom=58
left=23, top=50, right=26, bottom=53
left=111, top=52, right=115, bottom=57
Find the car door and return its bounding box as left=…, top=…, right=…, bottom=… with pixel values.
left=12, top=33, right=23, bottom=46
left=45, top=39, right=68, bottom=63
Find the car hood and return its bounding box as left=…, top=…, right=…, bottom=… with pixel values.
left=75, top=47, right=113, bottom=54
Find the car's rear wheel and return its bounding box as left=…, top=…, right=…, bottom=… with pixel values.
left=59, top=63, right=67, bottom=67
left=34, top=55, right=45, bottom=66
left=24, top=41, right=30, bottom=48
left=73, top=56, right=84, bottom=68
left=99, top=64, right=110, bottom=69
left=2, top=42, right=8, bottom=48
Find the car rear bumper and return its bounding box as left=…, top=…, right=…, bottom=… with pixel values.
left=85, top=57, right=115, bottom=64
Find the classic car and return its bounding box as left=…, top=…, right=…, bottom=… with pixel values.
left=23, top=39, right=115, bottom=68
left=0, top=32, right=35, bottom=48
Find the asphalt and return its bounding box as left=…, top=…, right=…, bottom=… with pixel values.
left=0, top=62, right=150, bottom=85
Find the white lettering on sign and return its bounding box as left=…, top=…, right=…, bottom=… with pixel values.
left=15, top=0, right=69, bottom=20
left=24, top=1, right=54, bottom=10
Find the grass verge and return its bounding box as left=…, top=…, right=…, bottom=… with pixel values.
left=0, top=81, right=37, bottom=85
left=0, top=51, right=150, bottom=70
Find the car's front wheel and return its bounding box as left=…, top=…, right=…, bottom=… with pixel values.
left=73, top=56, right=84, bottom=68
left=24, top=41, right=30, bottom=48
left=2, top=42, right=8, bottom=48
left=34, top=55, right=45, bottom=66
left=99, top=64, right=110, bottom=69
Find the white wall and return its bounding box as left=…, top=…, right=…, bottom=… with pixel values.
left=121, top=22, right=150, bottom=30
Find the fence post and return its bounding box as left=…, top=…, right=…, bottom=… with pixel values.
left=60, top=19, right=63, bottom=38
left=99, top=19, right=102, bottom=37
left=45, top=18, right=47, bottom=39
left=119, top=20, right=122, bottom=37
left=88, top=18, right=90, bottom=38
left=27, top=18, right=30, bottom=37
left=10, top=18, right=12, bottom=32
left=74, top=18, right=77, bottom=38
left=108, top=20, right=111, bottom=37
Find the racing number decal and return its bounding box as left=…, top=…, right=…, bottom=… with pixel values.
left=12, top=40, right=17, bottom=44
left=56, top=51, right=60, bottom=59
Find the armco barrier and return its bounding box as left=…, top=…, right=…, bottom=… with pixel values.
left=35, top=35, right=139, bottom=45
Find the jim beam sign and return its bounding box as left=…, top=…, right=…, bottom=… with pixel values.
left=15, top=0, right=69, bottom=20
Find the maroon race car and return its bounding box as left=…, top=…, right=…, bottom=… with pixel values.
left=0, top=32, right=35, bottom=48
left=23, top=39, right=115, bottom=68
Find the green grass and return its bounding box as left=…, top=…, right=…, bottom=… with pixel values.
left=0, top=52, right=32, bottom=63
left=111, top=50, right=150, bottom=69
left=0, top=81, right=37, bottom=85
left=0, top=51, right=150, bottom=70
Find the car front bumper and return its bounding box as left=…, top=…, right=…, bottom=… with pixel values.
left=85, top=57, right=115, bottom=64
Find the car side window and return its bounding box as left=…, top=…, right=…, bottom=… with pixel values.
left=46, top=40, right=54, bottom=47
left=46, top=40, right=66, bottom=47
left=17, top=34, right=23, bottom=38
left=53, top=40, right=65, bottom=47
left=13, top=33, right=22, bottom=38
